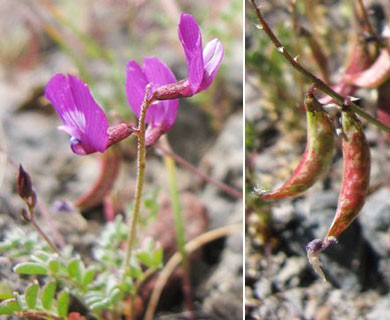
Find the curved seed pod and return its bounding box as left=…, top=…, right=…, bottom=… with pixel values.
left=74, top=148, right=122, bottom=211
left=257, top=93, right=335, bottom=200
left=344, top=49, right=390, bottom=89
left=318, top=39, right=373, bottom=105
left=306, top=110, right=370, bottom=281
left=326, top=110, right=371, bottom=238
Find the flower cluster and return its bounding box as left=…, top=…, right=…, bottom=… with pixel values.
left=45, top=13, right=223, bottom=154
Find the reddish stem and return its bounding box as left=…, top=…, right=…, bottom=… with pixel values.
left=156, top=144, right=242, bottom=199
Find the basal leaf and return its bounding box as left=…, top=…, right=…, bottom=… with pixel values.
left=152, top=247, right=163, bottom=267
left=136, top=251, right=153, bottom=267
left=13, top=262, right=48, bottom=275
left=57, top=290, right=70, bottom=318
left=48, top=257, right=60, bottom=274
left=0, top=305, right=14, bottom=315
left=0, top=298, right=22, bottom=315
left=89, top=298, right=110, bottom=311
left=25, top=282, right=39, bottom=309
left=81, top=266, right=96, bottom=287
left=67, top=258, right=84, bottom=282
left=41, top=281, right=56, bottom=310
left=0, top=281, right=13, bottom=300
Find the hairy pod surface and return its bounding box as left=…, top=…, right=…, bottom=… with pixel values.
left=258, top=94, right=335, bottom=200
left=326, top=110, right=371, bottom=238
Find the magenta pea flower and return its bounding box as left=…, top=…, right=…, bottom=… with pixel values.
left=126, top=13, right=223, bottom=145
left=45, top=74, right=109, bottom=155
left=46, top=74, right=133, bottom=155
left=153, top=13, right=224, bottom=100
left=126, top=57, right=179, bottom=145
left=178, top=13, right=224, bottom=95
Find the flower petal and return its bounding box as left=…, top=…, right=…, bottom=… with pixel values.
left=45, top=74, right=109, bottom=155
left=178, top=13, right=204, bottom=93
left=126, top=60, right=149, bottom=118
left=142, top=57, right=179, bottom=131
left=199, top=39, right=224, bottom=91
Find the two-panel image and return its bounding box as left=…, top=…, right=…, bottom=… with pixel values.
left=0, top=0, right=388, bottom=319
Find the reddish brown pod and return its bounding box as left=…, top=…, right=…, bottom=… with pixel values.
left=345, top=49, right=390, bottom=89
left=325, top=109, right=371, bottom=238
left=307, top=109, right=371, bottom=281
left=256, top=92, right=335, bottom=200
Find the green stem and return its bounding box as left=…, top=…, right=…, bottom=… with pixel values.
left=160, top=136, right=193, bottom=310
left=160, top=137, right=189, bottom=270
left=121, top=85, right=152, bottom=286
left=251, top=0, right=390, bottom=134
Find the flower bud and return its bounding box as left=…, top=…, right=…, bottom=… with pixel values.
left=17, top=165, right=37, bottom=209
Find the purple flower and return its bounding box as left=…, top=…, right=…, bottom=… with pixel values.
left=45, top=74, right=109, bottom=155
left=126, top=57, right=179, bottom=145
left=151, top=13, right=224, bottom=101
left=125, top=13, right=223, bottom=145
left=178, top=13, right=224, bottom=96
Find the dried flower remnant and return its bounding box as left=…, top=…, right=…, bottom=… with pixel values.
left=126, top=57, right=179, bottom=146
left=256, top=91, right=335, bottom=200
left=306, top=237, right=337, bottom=282
left=45, top=74, right=109, bottom=155
left=152, top=13, right=224, bottom=100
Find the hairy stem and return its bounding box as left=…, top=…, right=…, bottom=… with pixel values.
left=121, top=85, right=152, bottom=288
left=30, top=214, right=61, bottom=256
left=251, top=0, right=390, bottom=133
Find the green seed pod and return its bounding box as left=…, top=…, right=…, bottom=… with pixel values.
left=257, top=92, right=335, bottom=200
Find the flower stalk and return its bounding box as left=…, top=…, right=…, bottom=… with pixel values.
left=17, top=165, right=61, bottom=256
left=121, top=84, right=152, bottom=286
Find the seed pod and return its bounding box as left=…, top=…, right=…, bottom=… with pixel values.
left=325, top=110, right=371, bottom=238
left=74, top=148, right=122, bottom=211
left=306, top=110, right=371, bottom=281
left=257, top=93, right=335, bottom=200
left=344, top=49, right=390, bottom=89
